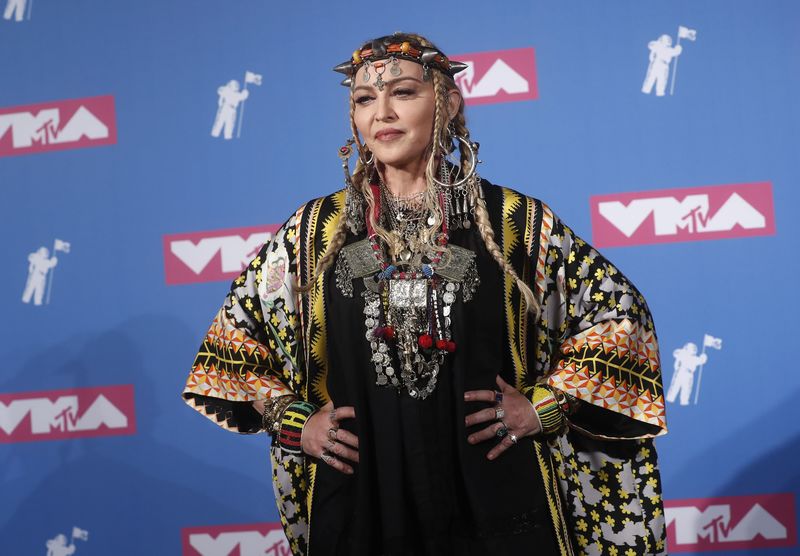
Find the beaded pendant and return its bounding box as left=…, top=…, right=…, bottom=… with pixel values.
left=334, top=190, right=479, bottom=398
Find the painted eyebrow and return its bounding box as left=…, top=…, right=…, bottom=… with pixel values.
left=352, top=76, right=424, bottom=94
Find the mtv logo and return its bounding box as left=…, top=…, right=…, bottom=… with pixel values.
left=665, top=493, right=797, bottom=552
left=0, top=95, right=117, bottom=157
left=163, top=224, right=280, bottom=285
left=182, top=523, right=291, bottom=556
left=591, top=182, right=776, bottom=247
left=0, top=385, right=136, bottom=443
left=451, top=47, right=538, bottom=106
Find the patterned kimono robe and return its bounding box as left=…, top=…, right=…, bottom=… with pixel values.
left=183, top=181, right=668, bottom=556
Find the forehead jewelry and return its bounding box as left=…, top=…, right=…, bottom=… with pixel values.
left=333, top=38, right=468, bottom=88
left=373, top=61, right=387, bottom=91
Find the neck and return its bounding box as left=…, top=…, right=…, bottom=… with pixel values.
left=378, top=158, right=428, bottom=197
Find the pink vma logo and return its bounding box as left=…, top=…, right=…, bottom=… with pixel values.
left=452, top=47, right=538, bottom=106
left=591, top=182, right=776, bottom=247
left=0, top=95, right=117, bottom=157
left=0, top=385, right=136, bottom=443
left=182, top=523, right=290, bottom=556
left=163, top=224, right=280, bottom=285
left=665, top=494, right=797, bottom=552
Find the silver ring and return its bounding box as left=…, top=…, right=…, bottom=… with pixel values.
left=495, top=421, right=508, bottom=438
left=329, top=408, right=337, bottom=423
left=326, top=439, right=336, bottom=450
left=328, top=427, right=338, bottom=440
left=495, top=406, right=505, bottom=420
left=494, top=391, right=504, bottom=404
left=320, top=451, right=334, bottom=466
left=509, top=433, right=518, bottom=444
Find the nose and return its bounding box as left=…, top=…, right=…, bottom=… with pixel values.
left=375, top=91, right=396, bottom=123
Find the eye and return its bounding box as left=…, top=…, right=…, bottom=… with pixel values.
left=354, top=95, right=373, bottom=105
left=393, top=88, right=416, bottom=97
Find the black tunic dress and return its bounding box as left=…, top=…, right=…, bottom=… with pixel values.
left=309, top=225, right=560, bottom=555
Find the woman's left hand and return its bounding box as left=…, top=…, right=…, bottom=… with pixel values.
left=464, top=375, right=541, bottom=460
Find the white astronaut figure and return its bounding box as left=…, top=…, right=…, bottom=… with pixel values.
left=22, top=247, right=58, bottom=306
left=3, top=0, right=27, bottom=21
left=211, top=80, right=250, bottom=140
left=642, top=34, right=683, bottom=96
left=666, top=342, right=708, bottom=405
left=46, top=534, right=76, bottom=556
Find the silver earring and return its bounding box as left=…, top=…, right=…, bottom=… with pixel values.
left=362, top=149, right=374, bottom=166
left=430, top=133, right=477, bottom=188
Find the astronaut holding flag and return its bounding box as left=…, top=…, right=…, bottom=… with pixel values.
left=210, top=70, right=263, bottom=140
left=22, top=239, right=70, bottom=307
left=641, top=25, right=697, bottom=97
left=45, top=526, right=87, bottom=556
left=666, top=333, right=722, bottom=406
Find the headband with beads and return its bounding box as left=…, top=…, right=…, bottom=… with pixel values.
left=333, top=37, right=468, bottom=88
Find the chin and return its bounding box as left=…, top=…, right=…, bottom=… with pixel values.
left=374, top=151, right=428, bottom=170
left=376, top=155, right=409, bottom=167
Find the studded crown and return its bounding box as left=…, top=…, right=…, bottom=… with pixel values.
left=333, top=36, right=468, bottom=87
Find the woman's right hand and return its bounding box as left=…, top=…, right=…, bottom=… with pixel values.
left=301, top=400, right=359, bottom=475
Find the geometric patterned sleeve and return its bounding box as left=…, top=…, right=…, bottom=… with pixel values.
left=532, top=203, right=667, bottom=439
left=182, top=208, right=305, bottom=434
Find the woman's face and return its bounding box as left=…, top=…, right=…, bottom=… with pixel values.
left=352, top=59, right=437, bottom=171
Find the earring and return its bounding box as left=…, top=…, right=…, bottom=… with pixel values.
left=362, top=149, right=375, bottom=166
left=338, top=139, right=365, bottom=234
left=430, top=133, right=477, bottom=188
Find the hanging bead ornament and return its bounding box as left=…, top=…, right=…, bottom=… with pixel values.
left=338, top=139, right=366, bottom=234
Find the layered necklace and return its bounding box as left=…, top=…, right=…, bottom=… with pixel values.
left=335, top=181, right=480, bottom=399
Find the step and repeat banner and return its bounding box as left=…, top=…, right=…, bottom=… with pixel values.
left=2, top=1, right=798, bottom=554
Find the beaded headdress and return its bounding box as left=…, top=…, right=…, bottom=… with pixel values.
left=333, top=35, right=468, bottom=87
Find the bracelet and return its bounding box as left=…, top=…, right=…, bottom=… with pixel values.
left=531, top=384, right=566, bottom=435
left=261, top=395, right=297, bottom=433
left=550, top=386, right=579, bottom=416
left=278, top=400, right=318, bottom=454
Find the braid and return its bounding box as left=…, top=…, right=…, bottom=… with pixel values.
left=295, top=211, right=348, bottom=294
left=295, top=96, right=363, bottom=293
left=431, top=68, right=537, bottom=315
left=473, top=194, right=540, bottom=316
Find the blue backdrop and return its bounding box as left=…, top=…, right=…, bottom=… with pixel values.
left=2, top=1, right=798, bottom=554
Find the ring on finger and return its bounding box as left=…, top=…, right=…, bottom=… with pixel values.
left=494, top=390, right=504, bottom=404
left=326, top=438, right=336, bottom=451
left=495, top=421, right=508, bottom=438
left=509, top=433, right=518, bottom=444
left=328, top=427, right=338, bottom=440
left=320, top=451, right=335, bottom=466
left=329, top=408, right=337, bottom=423
left=494, top=406, right=505, bottom=420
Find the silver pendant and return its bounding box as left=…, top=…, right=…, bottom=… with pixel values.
left=388, top=279, right=428, bottom=308
left=435, top=244, right=476, bottom=282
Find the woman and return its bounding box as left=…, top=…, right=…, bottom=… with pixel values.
left=183, top=33, right=668, bottom=555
